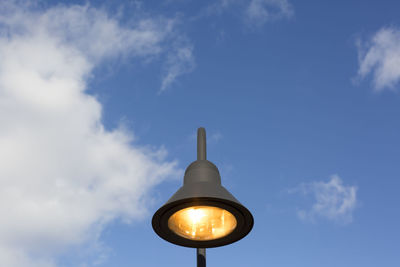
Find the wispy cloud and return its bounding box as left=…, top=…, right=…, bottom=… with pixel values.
left=195, top=0, right=294, bottom=26
left=209, top=131, right=223, bottom=143
left=0, top=2, right=181, bottom=266
left=289, top=175, right=357, bottom=224
left=160, top=37, right=195, bottom=93
left=356, top=27, right=400, bottom=91
left=245, top=0, right=294, bottom=26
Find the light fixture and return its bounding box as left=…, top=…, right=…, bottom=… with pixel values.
left=152, top=128, right=253, bottom=266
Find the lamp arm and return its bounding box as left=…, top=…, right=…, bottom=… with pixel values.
left=197, top=127, right=207, bottom=160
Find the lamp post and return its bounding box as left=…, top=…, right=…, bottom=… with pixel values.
left=152, top=128, right=253, bottom=267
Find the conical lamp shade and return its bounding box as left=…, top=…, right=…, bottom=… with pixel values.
left=152, top=129, right=253, bottom=248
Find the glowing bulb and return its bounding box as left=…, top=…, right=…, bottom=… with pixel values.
left=168, top=206, right=237, bottom=241
left=187, top=208, right=205, bottom=224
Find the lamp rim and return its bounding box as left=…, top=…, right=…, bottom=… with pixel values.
left=152, top=197, right=254, bottom=248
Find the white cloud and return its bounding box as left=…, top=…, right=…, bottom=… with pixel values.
left=357, top=27, right=400, bottom=91
left=160, top=37, right=195, bottom=92
left=0, top=3, right=195, bottom=93
left=290, top=175, right=357, bottom=224
left=195, top=0, right=293, bottom=26
left=209, top=131, right=223, bottom=143
left=245, top=0, right=294, bottom=25
left=0, top=2, right=181, bottom=266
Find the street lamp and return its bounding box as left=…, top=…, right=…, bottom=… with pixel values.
left=152, top=127, right=254, bottom=266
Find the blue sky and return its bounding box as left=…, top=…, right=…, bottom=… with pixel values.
left=0, top=0, right=399, bottom=266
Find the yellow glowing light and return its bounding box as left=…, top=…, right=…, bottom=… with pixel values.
left=168, top=206, right=237, bottom=241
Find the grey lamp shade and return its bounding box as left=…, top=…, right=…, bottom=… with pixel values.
left=152, top=132, right=254, bottom=248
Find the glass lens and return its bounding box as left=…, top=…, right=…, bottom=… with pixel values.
left=168, top=206, right=237, bottom=241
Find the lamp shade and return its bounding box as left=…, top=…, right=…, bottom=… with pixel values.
left=152, top=128, right=253, bottom=248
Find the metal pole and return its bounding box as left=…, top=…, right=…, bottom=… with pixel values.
left=197, top=248, right=206, bottom=267
left=197, top=127, right=206, bottom=160
left=197, top=128, right=206, bottom=266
